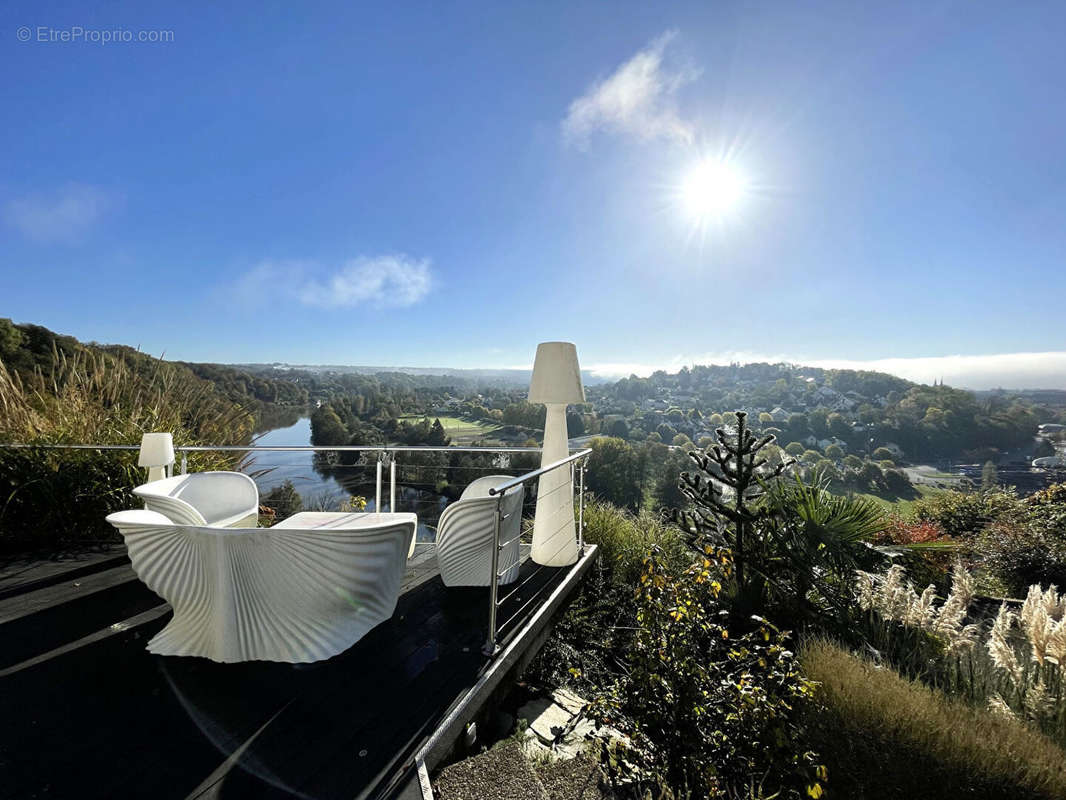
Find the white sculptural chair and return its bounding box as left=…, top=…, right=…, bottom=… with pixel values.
left=435, top=476, right=524, bottom=587
left=105, top=510, right=417, bottom=663
left=133, top=472, right=259, bottom=528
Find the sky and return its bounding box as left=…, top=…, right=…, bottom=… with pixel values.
left=2, top=1, right=1065, bottom=388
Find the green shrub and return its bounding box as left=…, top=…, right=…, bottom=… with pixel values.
left=800, top=639, right=1066, bottom=799
left=969, top=484, right=1066, bottom=595
left=261, top=479, right=303, bottom=522
left=912, top=487, right=1020, bottom=537
left=972, top=519, right=1066, bottom=597
left=528, top=499, right=688, bottom=692
left=581, top=498, right=689, bottom=585
left=591, top=547, right=825, bottom=799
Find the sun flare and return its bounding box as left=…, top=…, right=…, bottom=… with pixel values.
left=680, top=160, right=747, bottom=222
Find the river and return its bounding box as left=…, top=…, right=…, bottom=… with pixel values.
left=246, top=416, right=445, bottom=540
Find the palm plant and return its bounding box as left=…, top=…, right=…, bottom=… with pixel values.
left=678, top=411, right=889, bottom=628
left=763, top=474, right=889, bottom=628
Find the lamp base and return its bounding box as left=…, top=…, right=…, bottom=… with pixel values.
left=146, top=465, right=170, bottom=483
left=531, top=403, right=578, bottom=566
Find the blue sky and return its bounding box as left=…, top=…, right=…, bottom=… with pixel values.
left=2, top=1, right=1065, bottom=387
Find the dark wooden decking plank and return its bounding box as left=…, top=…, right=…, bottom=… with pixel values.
left=170, top=561, right=561, bottom=799
left=0, top=567, right=162, bottom=670
left=0, top=564, right=137, bottom=624
left=0, top=544, right=127, bottom=600
left=190, top=580, right=485, bottom=798
left=0, top=612, right=232, bottom=799
left=0, top=542, right=583, bottom=800
left=0, top=603, right=172, bottom=678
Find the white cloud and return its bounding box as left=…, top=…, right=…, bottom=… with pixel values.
left=4, top=183, right=115, bottom=242
left=227, top=255, right=433, bottom=310
left=562, top=30, right=698, bottom=148
left=583, top=351, right=1066, bottom=390
left=298, top=255, right=432, bottom=308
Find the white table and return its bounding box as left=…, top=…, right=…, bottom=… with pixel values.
left=275, top=512, right=419, bottom=557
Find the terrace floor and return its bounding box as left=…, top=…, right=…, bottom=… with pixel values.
left=0, top=540, right=596, bottom=799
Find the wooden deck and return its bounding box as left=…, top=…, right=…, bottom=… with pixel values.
left=0, top=541, right=596, bottom=799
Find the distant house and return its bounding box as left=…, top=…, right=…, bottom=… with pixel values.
left=813, top=386, right=841, bottom=406
left=833, top=396, right=857, bottom=411
left=770, top=406, right=788, bottom=421
left=1038, top=424, right=1065, bottom=435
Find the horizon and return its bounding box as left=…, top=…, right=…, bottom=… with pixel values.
left=6, top=315, right=1066, bottom=390
left=242, top=352, right=1066, bottom=392
left=3, top=2, right=1065, bottom=389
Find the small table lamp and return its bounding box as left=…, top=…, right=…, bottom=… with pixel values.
left=138, top=432, right=175, bottom=483
left=528, top=342, right=584, bottom=566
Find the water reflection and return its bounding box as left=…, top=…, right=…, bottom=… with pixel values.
left=246, top=417, right=483, bottom=542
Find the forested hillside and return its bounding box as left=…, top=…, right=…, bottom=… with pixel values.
left=588, top=362, right=1058, bottom=463
left=0, top=318, right=308, bottom=414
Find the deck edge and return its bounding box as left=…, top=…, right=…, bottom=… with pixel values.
left=409, top=543, right=599, bottom=799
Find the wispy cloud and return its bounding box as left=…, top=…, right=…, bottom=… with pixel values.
left=582, top=351, right=1066, bottom=390
left=562, top=30, right=699, bottom=149
left=226, top=254, right=433, bottom=310
left=4, top=183, right=115, bottom=242
left=298, top=255, right=432, bottom=309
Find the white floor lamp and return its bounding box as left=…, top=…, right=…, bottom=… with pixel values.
left=529, top=342, right=584, bottom=566
left=139, top=432, right=175, bottom=483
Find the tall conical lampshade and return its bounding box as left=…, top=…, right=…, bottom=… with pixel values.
left=529, top=342, right=584, bottom=566
left=529, top=342, right=584, bottom=405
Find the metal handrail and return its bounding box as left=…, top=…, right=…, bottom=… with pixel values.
left=0, top=443, right=542, bottom=453
left=481, top=449, right=591, bottom=655
left=486, top=449, right=591, bottom=495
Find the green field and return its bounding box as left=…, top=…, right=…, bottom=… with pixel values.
left=844, top=484, right=945, bottom=517
left=399, top=415, right=502, bottom=444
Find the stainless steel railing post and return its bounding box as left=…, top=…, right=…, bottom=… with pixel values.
left=375, top=456, right=383, bottom=512
left=389, top=453, right=397, bottom=513
left=180, top=451, right=188, bottom=475
left=578, top=457, right=586, bottom=552
left=482, top=492, right=504, bottom=656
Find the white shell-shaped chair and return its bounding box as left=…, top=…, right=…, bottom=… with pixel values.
left=436, top=476, right=524, bottom=587
left=133, top=472, right=259, bottom=528
left=105, top=510, right=417, bottom=663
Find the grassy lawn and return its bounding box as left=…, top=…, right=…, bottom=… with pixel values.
left=847, top=484, right=944, bottom=516
left=399, top=414, right=502, bottom=443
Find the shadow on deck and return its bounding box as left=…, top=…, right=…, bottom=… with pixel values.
left=0, top=541, right=597, bottom=799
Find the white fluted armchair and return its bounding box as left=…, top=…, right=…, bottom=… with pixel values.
left=133, top=471, right=259, bottom=528
left=435, top=476, right=524, bottom=587
left=105, top=510, right=417, bottom=663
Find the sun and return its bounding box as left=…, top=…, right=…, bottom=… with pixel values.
left=680, top=160, right=747, bottom=222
